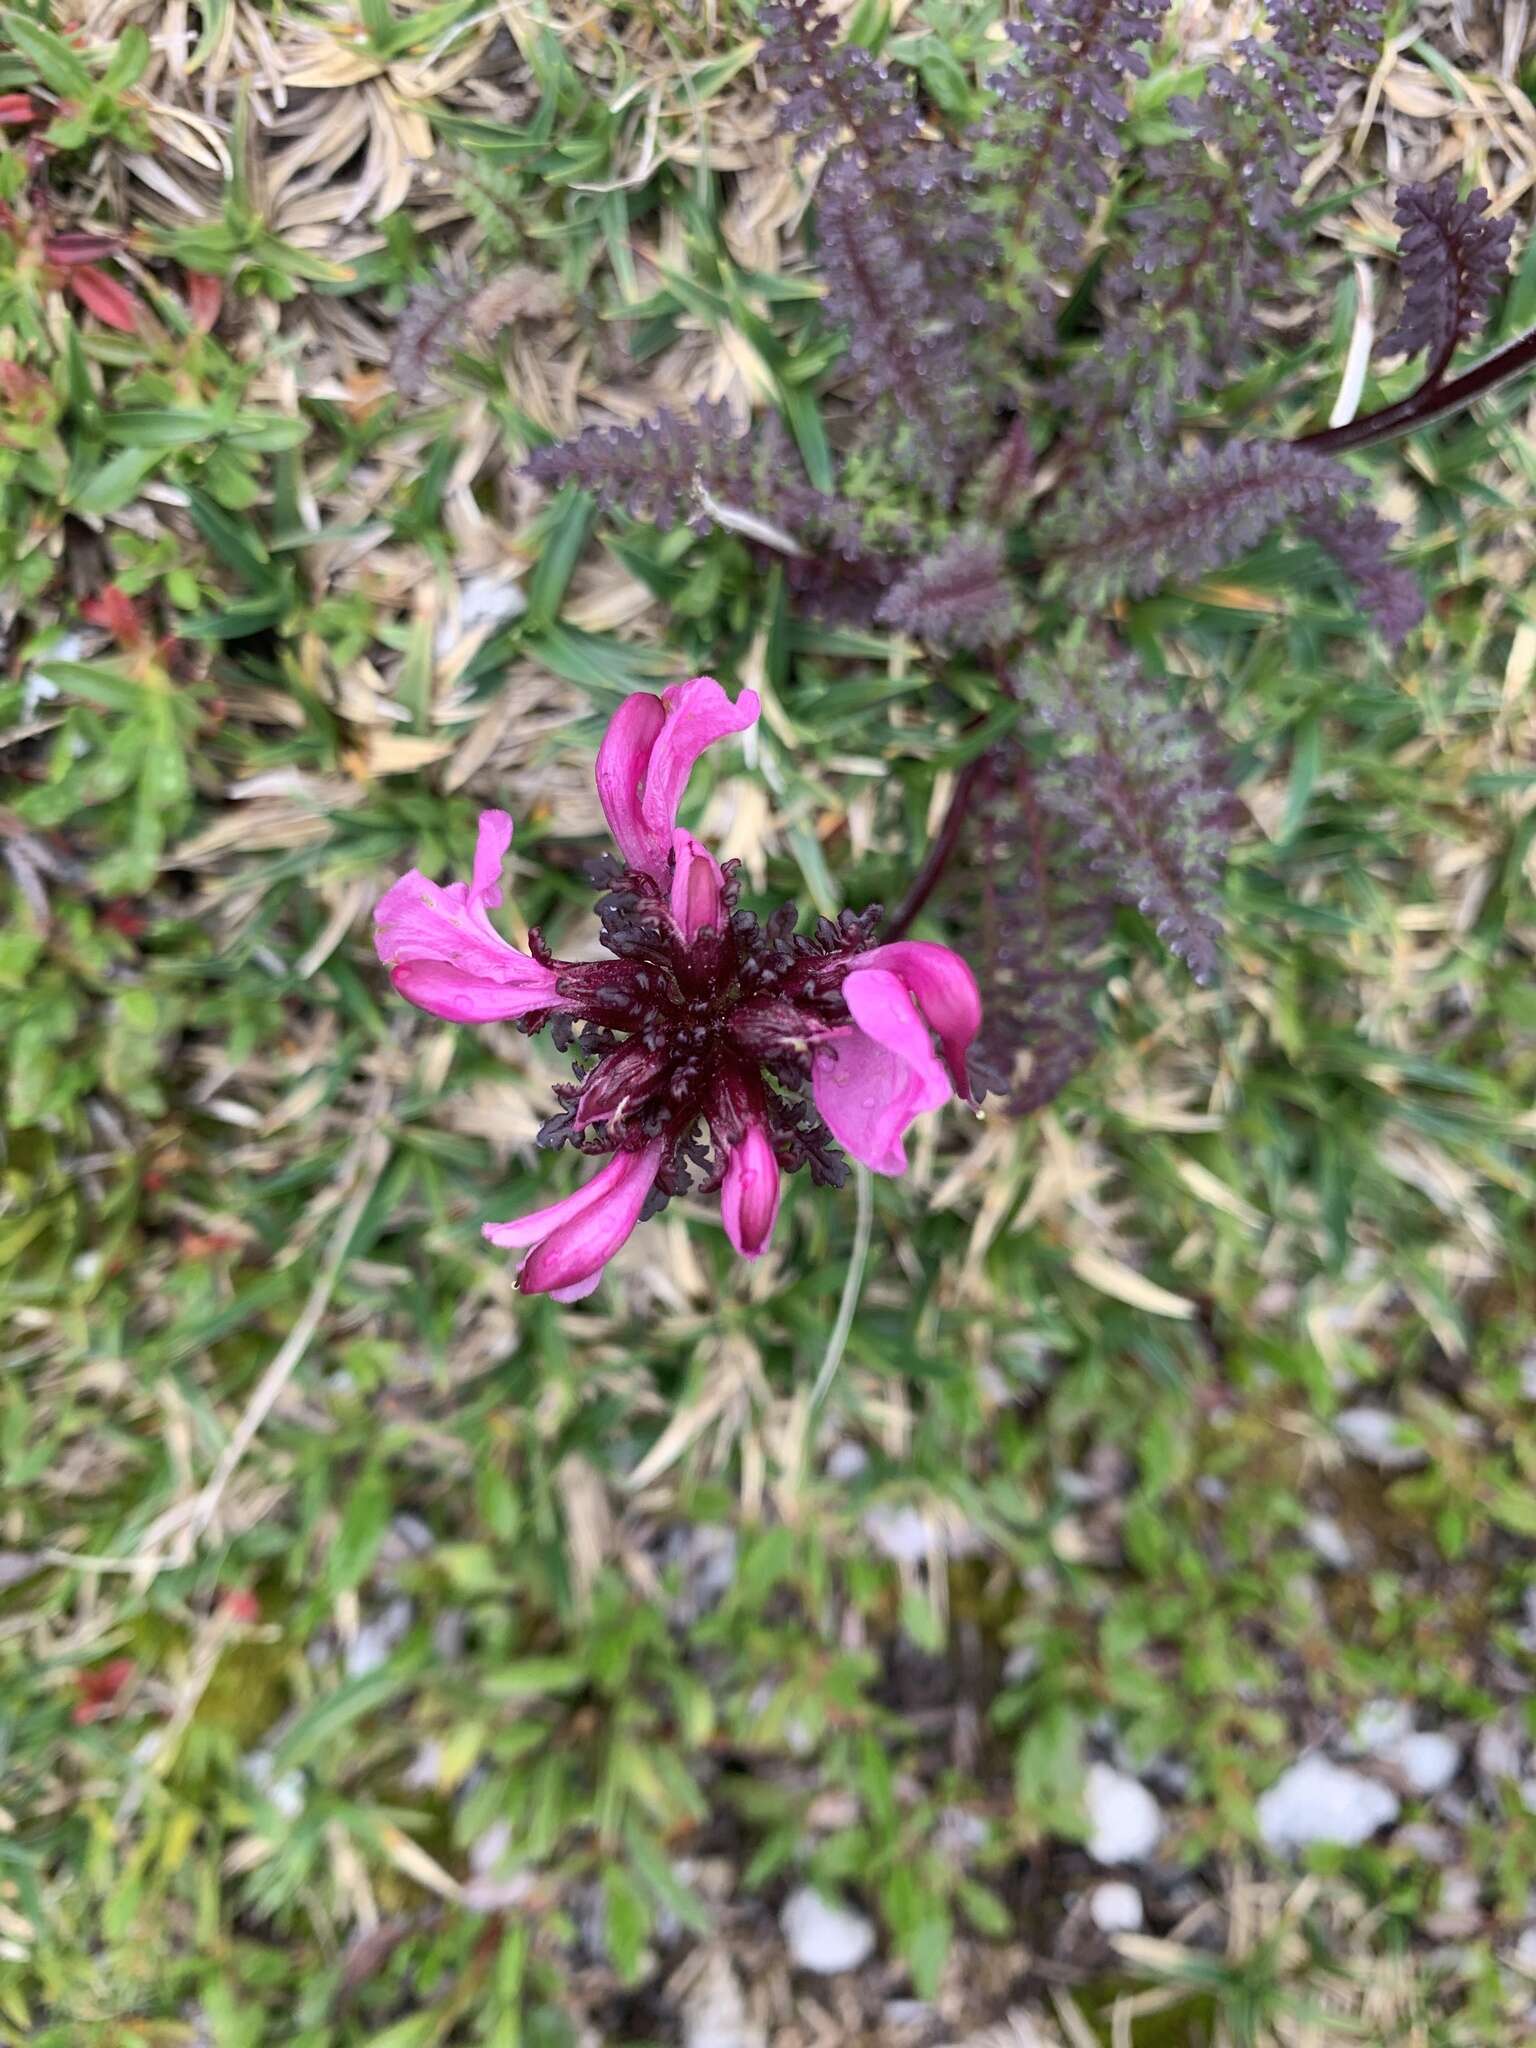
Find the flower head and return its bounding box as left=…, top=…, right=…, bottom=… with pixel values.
left=374, top=677, right=980, bottom=1296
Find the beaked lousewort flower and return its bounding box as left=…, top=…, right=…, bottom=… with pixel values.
left=375, top=678, right=981, bottom=1299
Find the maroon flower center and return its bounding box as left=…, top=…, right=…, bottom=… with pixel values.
left=528, top=859, right=882, bottom=1212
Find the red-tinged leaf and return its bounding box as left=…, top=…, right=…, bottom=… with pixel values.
left=72, top=1658, right=136, bottom=1725
left=46, top=228, right=123, bottom=265
left=0, top=93, right=37, bottom=125
left=185, top=269, right=222, bottom=332
left=81, top=584, right=146, bottom=647
left=69, top=265, right=141, bottom=333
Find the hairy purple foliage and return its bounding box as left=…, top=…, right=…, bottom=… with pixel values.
left=980, top=0, right=1172, bottom=334
left=392, top=267, right=566, bottom=401
left=1299, top=502, right=1425, bottom=644
left=524, top=402, right=861, bottom=553
left=1078, top=6, right=1386, bottom=440
left=1042, top=439, right=1361, bottom=604
left=757, top=0, right=922, bottom=162
left=1019, top=645, right=1239, bottom=984
left=813, top=155, right=987, bottom=474
left=951, top=739, right=1114, bottom=1113
left=876, top=532, right=1021, bottom=650
left=758, top=0, right=993, bottom=474
left=1266, top=0, right=1386, bottom=131
left=1382, top=178, right=1514, bottom=383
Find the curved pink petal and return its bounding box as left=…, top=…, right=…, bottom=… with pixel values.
left=721, top=1121, right=781, bottom=1259
left=595, top=693, right=666, bottom=875
left=643, top=677, right=758, bottom=858
left=392, top=958, right=558, bottom=1024
left=468, top=808, right=513, bottom=910
left=812, top=967, right=952, bottom=1175
left=374, top=810, right=559, bottom=1023
left=860, top=939, right=982, bottom=1099
left=594, top=678, right=758, bottom=882
left=484, top=1139, right=665, bottom=1297
left=670, top=828, right=725, bottom=941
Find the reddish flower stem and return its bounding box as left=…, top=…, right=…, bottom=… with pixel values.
left=1295, top=318, right=1536, bottom=455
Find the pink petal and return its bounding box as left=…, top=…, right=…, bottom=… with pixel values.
left=595, top=693, right=666, bottom=875
left=593, top=679, right=758, bottom=882
left=670, top=829, right=724, bottom=941
left=391, top=959, right=555, bottom=1023
left=469, top=809, right=513, bottom=911
left=374, top=811, right=560, bottom=1022
left=860, top=940, right=982, bottom=1098
left=721, top=1121, right=781, bottom=1259
left=483, top=1140, right=665, bottom=1297
left=642, top=678, right=758, bottom=858
left=812, top=967, right=952, bottom=1175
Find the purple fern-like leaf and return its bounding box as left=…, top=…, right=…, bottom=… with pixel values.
left=1299, top=502, right=1425, bottom=644
left=946, top=738, right=1115, bottom=1113
left=523, top=403, right=862, bottom=554
left=1382, top=178, right=1514, bottom=385
left=876, top=532, right=1021, bottom=650
left=1019, top=645, right=1239, bottom=984
left=979, top=0, right=1172, bottom=336
left=1041, top=439, right=1358, bottom=604
left=757, top=0, right=993, bottom=478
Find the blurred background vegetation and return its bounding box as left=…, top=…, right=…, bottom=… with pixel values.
left=1, top=2, right=1534, bottom=2043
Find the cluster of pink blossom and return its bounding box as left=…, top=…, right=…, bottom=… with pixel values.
left=375, top=679, right=979, bottom=1299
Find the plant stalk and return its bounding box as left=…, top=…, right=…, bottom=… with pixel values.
left=1296, top=320, right=1536, bottom=455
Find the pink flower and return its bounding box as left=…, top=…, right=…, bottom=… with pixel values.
left=375, top=677, right=981, bottom=1299
left=812, top=942, right=982, bottom=1175
left=670, top=828, right=725, bottom=942
left=596, top=676, right=759, bottom=883
left=374, top=811, right=561, bottom=1023
left=484, top=1140, right=667, bottom=1301
left=720, top=1118, right=782, bottom=1260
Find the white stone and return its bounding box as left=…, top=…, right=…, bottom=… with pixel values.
left=682, top=1950, right=765, bottom=2048
left=826, top=1441, right=869, bottom=1481
left=1389, top=1732, right=1461, bottom=1796
left=1513, top=1926, right=1536, bottom=1968
left=1085, top=1763, right=1163, bottom=1865
left=1303, top=1515, right=1355, bottom=1568
left=781, top=1887, right=877, bottom=1974
left=1394, top=1822, right=1455, bottom=1862
left=1476, top=1720, right=1524, bottom=1783
left=1256, top=1756, right=1400, bottom=1851
left=1335, top=1407, right=1426, bottom=1469
left=244, top=1749, right=304, bottom=1819
left=1352, top=1700, right=1413, bottom=1754
left=435, top=574, right=526, bottom=655
left=863, top=1504, right=933, bottom=1565
left=1088, top=1881, right=1144, bottom=1933
left=345, top=1596, right=413, bottom=1677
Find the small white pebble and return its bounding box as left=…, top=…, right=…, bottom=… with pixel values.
left=863, top=1504, right=933, bottom=1565
left=1257, top=1756, right=1399, bottom=1851
left=780, top=1887, right=876, bottom=1975
left=1088, top=1880, right=1144, bottom=1933
left=1476, top=1720, right=1525, bottom=1783
left=1085, top=1763, right=1163, bottom=1866
left=684, top=1949, right=765, bottom=2048
left=1394, top=1821, right=1455, bottom=1862
left=1303, top=1515, right=1355, bottom=1568
left=826, top=1441, right=869, bottom=1481
left=1336, top=1408, right=1426, bottom=1469
left=1353, top=1700, right=1413, bottom=1754
left=1389, top=1732, right=1461, bottom=1796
